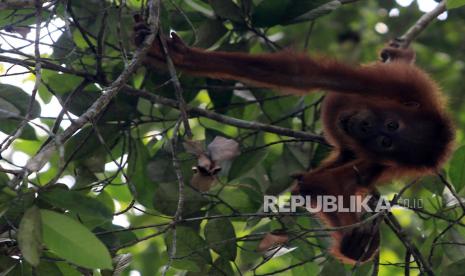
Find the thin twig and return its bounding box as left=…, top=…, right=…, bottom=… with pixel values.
left=397, top=1, right=446, bottom=48
left=0, top=54, right=94, bottom=80
left=158, top=34, right=193, bottom=138
left=405, top=250, right=411, bottom=276
left=19, top=0, right=161, bottom=179
left=125, top=87, right=327, bottom=144
left=0, top=0, right=49, bottom=9
left=0, top=0, right=43, bottom=155
left=161, top=120, right=185, bottom=276
left=96, top=8, right=108, bottom=83
left=427, top=173, right=465, bottom=265
left=254, top=254, right=324, bottom=276
left=384, top=214, right=434, bottom=276
left=371, top=252, right=380, bottom=276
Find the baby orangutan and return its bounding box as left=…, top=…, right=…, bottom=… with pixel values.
left=134, top=19, right=454, bottom=263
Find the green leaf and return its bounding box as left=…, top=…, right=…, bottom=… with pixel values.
left=0, top=8, right=50, bottom=27
left=40, top=210, right=113, bottom=269
left=0, top=97, right=20, bottom=118
left=128, top=139, right=158, bottom=208
left=0, top=84, right=41, bottom=118
left=251, top=0, right=329, bottom=27
left=207, top=79, right=234, bottom=112
left=0, top=175, right=15, bottom=218
left=134, top=244, right=162, bottom=276
left=442, top=258, right=465, bottom=275
left=146, top=147, right=177, bottom=183
left=18, top=206, right=42, bottom=266
left=218, top=186, right=262, bottom=213
left=39, top=70, right=84, bottom=97
left=0, top=84, right=41, bottom=140
left=287, top=0, right=341, bottom=24
left=3, top=190, right=35, bottom=224
left=152, top=181, right=208, bottom=216
left=64, top=124, right=120, bottom=161
left=0, top=256, right=18, bottom=275
left=267, top=145, right=307, bottom=195
left=169, top=11, right=205, bottom=31
left=59, top=84, right=100, bottom=116
left=56, top=263, right=82, bottom=276
left=0, top=172, right=9, bottom=187
left=0, top=120, right=37, bottom=140
left=422, top=175, right=445, bottom=195
left=49, top=34, right=80, bottom=67
left=351, top=261, right=373, bottom=276
left=73, top=167, right=98, bottom=189
left=36, top=262, right=63, bottom=275
left=251, top=0, right=290, bottom=27
left=289, top=239, right=314, bottom=261
left=320, top=259, right=345, bottom=275
left=205, top=218, right=237, bottom=261
left=257, top=92, right=299, bottom=126
left=165, top=226, right=212, bottom=272
left=421, top=230, right=442, bottom=268
left=209, top=0, right=243, bottom=22
left=208, top=257, right=235, bottom=275
left=97, top=224, right=137, bottom=249
left=39, top=188, right=113, bottom=226
left=443, top=228, right=465, bottom=262
left=291, top=260, right=319, bottom=275
left=447, top=0, right=465, bottom=9
left=281, top=0, right=330, bottom=21
left=449, top=145, right=465, bottom=193
left=228, top=148, right=268, bottom=181
left=195, top=19, right=227, bottom=48
left=310, top=143, right=332, bottom=168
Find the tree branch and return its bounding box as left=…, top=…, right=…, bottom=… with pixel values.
left=0, top=0, right=49, bottom=9
left=125, top=87, right=327, bottom=144
left=384, top=213, right=434, bottom=276
left=397, top=1, right=446, bottom=48
left=0, top=54, right=94, bottom=80
left=20, top=1, right=161, bottom=177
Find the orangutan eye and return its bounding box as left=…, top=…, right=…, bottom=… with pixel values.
left=386, top=121, right=399, bottom=131
left=378, top=136, right=393, bottom=149
left=403, top=101, right=420, bottom=108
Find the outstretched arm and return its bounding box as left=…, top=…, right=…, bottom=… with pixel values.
left=134, top=23, right=436, bottom=105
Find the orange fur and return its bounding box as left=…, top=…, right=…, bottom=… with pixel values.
left=134, top=23, right=455, bottom=264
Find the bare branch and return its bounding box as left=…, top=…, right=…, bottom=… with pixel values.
left=397, top=1, right=446, bottom=48
left=125, top=87, right=327, bottom=144
left=20, top=0, right=161, bottom=176
left=384, top=213, right=434, bottom=276
left=0, top=0, right=43, bottom=154
left=0, top=54, right=94, bottom=79
left=159, top=33, right=193, bottom=138
left=161, top=120, right=184, bottom=276
left=0, top=0, right=49, bottom=9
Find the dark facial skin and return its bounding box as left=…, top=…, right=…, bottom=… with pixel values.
left=339, top=109, right=400, bottom=154
left=337, top=108, right=451, bottom=167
